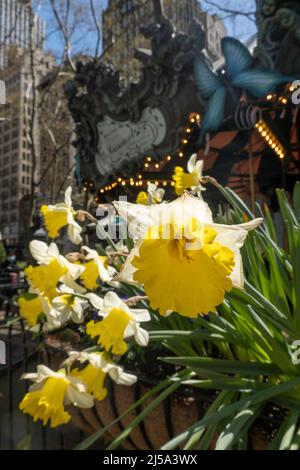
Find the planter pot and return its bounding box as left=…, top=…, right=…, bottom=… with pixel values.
left=70, top=377, right=205, bottom=450
left=43, top=337, right=271, bottom=450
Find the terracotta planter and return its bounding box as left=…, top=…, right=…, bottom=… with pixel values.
left=43, top=338, right=271, bottom=450
left=70, top=378, right=204, bottom=450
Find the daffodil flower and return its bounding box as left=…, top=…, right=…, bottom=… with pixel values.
left=25, top=240, right=86, bottom=298
left=136, top=183, right=165, bottom=205
left=86, top=291, right=150, bottom=355
left=19, top=365, right=93, bottom=428
left=114, top=192, right=263, bottom=318
left=41, top=186, right=83, bottom=244
left=80, top=246, right=114, bottom=290
left=49, top=285, right=88, bottom=325
left=173, top=154, right=205, bottom=196
left=68, top=351, right=137, bottom=401
left=19, top=291, right=51, bottom=327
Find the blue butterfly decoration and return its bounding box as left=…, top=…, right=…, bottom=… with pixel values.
left=194, top=37, right=294, bottom=142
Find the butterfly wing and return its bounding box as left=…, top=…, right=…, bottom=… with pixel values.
left=222, top=37, right=253, bottom=79
left=200, top=87, right=227, bottom=140
left=194, top=54, right=223, bottom=99
left=232, top=70, right=295, bottom=98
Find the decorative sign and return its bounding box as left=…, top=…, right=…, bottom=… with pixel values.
left=96, top=107, right=167, bottom=176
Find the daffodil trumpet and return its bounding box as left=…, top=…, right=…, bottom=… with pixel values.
left=68, top=351, right=137, bottom=401
left=114, top=192, right=263, bottom=318
left=173, top=154, right=205, bottom=196
left=19, top=365, right=93, bottom=428
left=86, top=291, right=150, bottom=355
left=41, top=186, right=83, bottom=244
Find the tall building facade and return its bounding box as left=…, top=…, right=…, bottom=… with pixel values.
left=0, top=0, right=45, bottom=69
left=102, top=0, right=227, bottom=82
left=0, top=47, right=54, bottom=245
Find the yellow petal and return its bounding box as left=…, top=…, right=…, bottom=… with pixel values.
left=25, top=259, right=67, bottom=299
left=136, top=191, right=148, bottom=205
left=19, top=296, right=43, bottom=326
left=172, top=167, right=199, bottom=196
left=71, top=365, right=107, bottom=401
left=41, top=206, right=68, bottom=239
left=86, top=308, right=131, bottom=355
left=132, top=223, right=234, bottom=318
left=80, top=260, right=99, bottom=290
left=19, top=376, right=70, bottom=428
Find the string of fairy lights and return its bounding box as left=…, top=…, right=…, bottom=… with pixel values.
left=83, top=112, right=201, bottom=203
left=82, top=83, right=298, bottom=204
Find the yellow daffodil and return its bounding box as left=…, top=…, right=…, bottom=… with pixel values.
left=173, top=154, right=205, bottom=196
left=19, top=365, right=93, bottom=428
left=41, top=187, right=82, bottom=244
left=80, top=246, right=113, bottom=290
left=136, top=183, right=165, bottom=205
left=25, top=240, right=86, bottom=297
left=86, top=291, right=150, bottom=355
left=68, top=351, right=137, bottom=401
left=49, top=285, right=87, bottom=325
left=19, top=292, right=51, bottom=327
left=136, top=191, right=148, bottom=205
left=114, top=192, right=263, bottom=317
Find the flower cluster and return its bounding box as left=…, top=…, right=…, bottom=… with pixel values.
left=19, top=168, right=262, bottom=428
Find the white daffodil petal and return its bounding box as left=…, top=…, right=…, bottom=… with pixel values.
left=85, top=293, right=104, bottom=310
left=67, top=221, right=83, bottom=245
left=29, top=240, right=50, bottom=264
left=115, top=241, right=142, bottom=284
left=128, top=309, right=151, bottom=322
left=187, top=153, right=197, bottom=174
left=104, top=363, right=137, bottom=386
left=47, top=243, right=60, bottom=260
left=64, top=186, right=73, bottom=207
left=133, top=323, right=149, bottom=347
left=102, top=291, right=126, bottom=310
left=195, top=159, right=204, bottom=176
left=65, top=383, right=94, bottom=409
left=212, top=218, right=263, bottom=288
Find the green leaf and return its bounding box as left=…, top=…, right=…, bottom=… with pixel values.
left=161, top=376, right=300, bottom=450
left=160, top=356, right=282, bottom=376
left=269, top=410, right=299, bottom=450
left=215, top=403, right=263, bottom=450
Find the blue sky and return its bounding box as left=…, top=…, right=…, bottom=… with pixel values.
left=37, top=0, right=257, bottom=60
